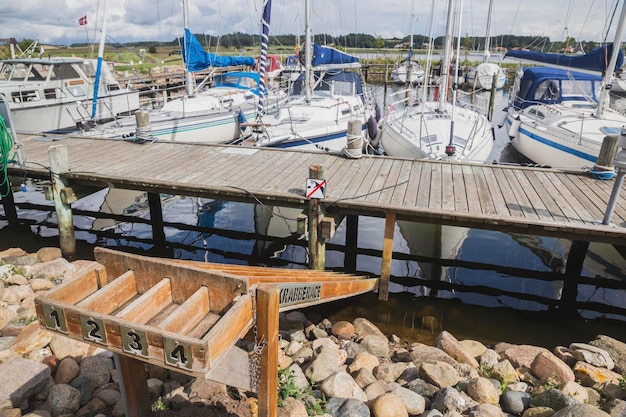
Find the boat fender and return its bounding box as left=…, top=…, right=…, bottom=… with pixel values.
left=375, top=103, right=381, bottom=122
left=367, top=116, right=378, bottom=142
left=508, top=117, right=521, bottom=140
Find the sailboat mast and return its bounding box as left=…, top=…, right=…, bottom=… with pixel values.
left=409, top=0, right=416, bottom=53
left=183, top=0, right=194, bottom=97
left=483, top=0, right=493, bottom=63
left=421, top=0, right=437, bottom=103
left=438, top=0, right=456, bottom=111
left=595, top=0, right=626, bottom=118
left=91, top=0, right=108, bottom=119
left=304, top=0, right=312, bottom=103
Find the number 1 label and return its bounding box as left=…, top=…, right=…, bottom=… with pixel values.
left=41, top=303, right=68, bottom=333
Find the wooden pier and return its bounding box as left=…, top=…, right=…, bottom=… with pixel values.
left=4, top=133, right=626, bottom=416
left=6, top=134, right=625, bottom=243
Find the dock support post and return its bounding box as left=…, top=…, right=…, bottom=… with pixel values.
left=48, top=145, right=76, bottom=260
left=308, top=164, right=325, bottom=270
left=488, top=73, right=497, bottom=121
left=344, top=215, right=359, bottom=273
left=602, top=132, right=626, bottom=224
left=594, top=135, right=619, bottom=177
left=0, top=172, right=19, bottom=226
left=147, top=192, right=166, bottom=250
left=257, top=285, right=279, bottom=417
left=557, top=240, right=589, bottom=316
left=113, top=353, right=151, bottom=417
left=379, top=213, right=396, bottom=301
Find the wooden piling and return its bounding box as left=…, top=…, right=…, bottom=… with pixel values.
left=113, top=353, right=151, bottom=417
left=147, top=192, right=166, bottom=250
left=135, top=110, right=152, bottom=142
left=345, top=119, right=363, bottom=157
left=48, top=145, right=76, bottom=260
left=308, top=165, right=325, bottom=270
left=488, top=73, right=498, bottom=121
left=379, top=212, right=396, bottom=301
left=257, top=285, right=279, bottom=417
left=594, top=135, right=619, bottom=173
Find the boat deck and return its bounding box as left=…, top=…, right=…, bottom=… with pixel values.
left=8, top=133, right=626, bottom=245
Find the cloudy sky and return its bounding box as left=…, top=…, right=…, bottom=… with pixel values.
left=0, top=0, right=621, bottom=47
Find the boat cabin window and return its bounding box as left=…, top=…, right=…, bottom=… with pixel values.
left=0, top=63, right=29, bottom=81
left=528, top=108, right=545, bottom=119
left=67, top=85, right=86, bottom=98
left=329, top=80, right=355, bottom=97
left=422, top=135, right=440, bottom=145
left=560, top=79, right=597, bottom=100
left=12, top=90, right=40, bottom=103
left=44, top=88, right=62, bottom=99
left=50, top=64, right=82, bottom=81
left=26, top=65, right=46, bottom=81
left=534, top=80, right=560, bottom=101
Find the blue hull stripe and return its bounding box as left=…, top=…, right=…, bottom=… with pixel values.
left=506, top=117, right=597, bottom=163
left=271, top=125, right=366, bottom=149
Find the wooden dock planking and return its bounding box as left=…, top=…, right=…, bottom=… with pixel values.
left=511, top=169, right=553, bottom=221
left=523, top=170, right=569, bottom=223
left=9, top=135, right=626, bottom=244
left=377, top=159, right=404, bottom=204
left=364, top=158, right=390, bottom=202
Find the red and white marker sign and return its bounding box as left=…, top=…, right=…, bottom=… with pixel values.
left=306, top=178, right=326, bottom=199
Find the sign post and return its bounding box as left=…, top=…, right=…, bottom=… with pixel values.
left=307, top=165, right=325, bottom=270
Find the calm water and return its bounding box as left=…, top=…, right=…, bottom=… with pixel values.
left=2, top=86, right=625, bottom=349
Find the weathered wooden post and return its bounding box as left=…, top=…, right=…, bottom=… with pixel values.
left=487, top=73, right=498, bottom=121
left=593, top=135, right=619, bottom=178
left=147, top=192, right=166, bottom=250
left=48, top=145, right=76, bottom=260
left=256, top=285, right=279, bottom=417
left=113, top=353, right=151, bottom=417
left=345, top=119, right=363, bottom=158
left=603, top=132, right=626, bottom=224
left=135, top=109, right=152, bottom=143
left=379, top=213, right=396, bottom=301
left=307, top=165, right=326, bottom=270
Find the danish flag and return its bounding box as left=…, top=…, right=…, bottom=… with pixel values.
left=78, top=15, right=87, bottom=26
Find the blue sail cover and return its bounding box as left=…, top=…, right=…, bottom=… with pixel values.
left=182, top=28, right=255, bottom=72
left=505, top=44, right=624, bottom=73
left=311, top=44, right=359, bottom=66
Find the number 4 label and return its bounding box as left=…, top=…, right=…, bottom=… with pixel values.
left=164, top=337, right=193, bottom=371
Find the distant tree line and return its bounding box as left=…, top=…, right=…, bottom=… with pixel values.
left=23, top=32, right=607, bottom=53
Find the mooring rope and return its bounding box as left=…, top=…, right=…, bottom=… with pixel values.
left=0, top=114, right=15, bottom=198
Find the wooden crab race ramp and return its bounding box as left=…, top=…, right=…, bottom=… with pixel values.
left=35, top=247, right=379, bottom=417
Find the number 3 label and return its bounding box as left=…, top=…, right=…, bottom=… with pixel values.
left=120, top=325, right=148, bottom=358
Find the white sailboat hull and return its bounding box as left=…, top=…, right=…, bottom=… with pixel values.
left=382, top=101, right=493, bottom=163
left=465, top=63, right=506, bottom=90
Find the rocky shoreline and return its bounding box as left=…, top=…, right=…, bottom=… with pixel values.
left=1, top=246, right=626, bottom=417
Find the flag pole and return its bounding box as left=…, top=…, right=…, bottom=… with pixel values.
left=91, top=0, right=108, bottom=119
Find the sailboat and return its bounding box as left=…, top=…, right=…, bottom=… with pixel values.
left=391, top=0, right=425, bottom=86
left=464, top=0, right=506, bottom=91
left=504, top=0, right=626, bottom=171
left=80, top=0, right=284, bottom=143
left=238, top=0, right=378, bottom=153
left=380, top=0, right=494, bottom=162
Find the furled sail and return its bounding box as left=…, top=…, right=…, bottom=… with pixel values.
left=505, top=44, right=624, bottom=74
left=182, top=29, right=255, bottom=72
left=310, top=44, right=359, bottom=66
left=256, top=0, right=272, bottom=120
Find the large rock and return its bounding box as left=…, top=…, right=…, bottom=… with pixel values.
left=410, top=344, right=458, bottom=368
left=435, top=331, right=479, bottom=368
left=360, top=334, right=389, bottom=358
left=9, top=322, right=52, bottom=355
left=392, top=386, right=426, bottom=415
left=0, top=358, right=51, bottom=409
left=531, top=388, right=580, bottom=411
left=54, top=357, right=80, bottom=384
left=48, top=333, right=91, bottom=361
left=324, top=397, right=370, bottom=417
left=370, top=392, right=408, bottom=417
left=570, top=343, right=614, bottom=369
left=304, top=347, right=341, bottom=383
left=419, top=360, right=460, bottom=388
left=573, top=361, right=622, bottom=388
left=589, top=336, right=626, bottom=374
left=320, top=371, right=367, bottom=402
left=503, top=345, right=550, bottom=369
left=353, top=317, right=386, bottom=339
left=48, top=384, right=82, bottom=417
left=552, top=403, right=611, bottom=417
left=348, top=351, right=380, bottom=374
left=467, top=377, right=500, bottom=404
left=36, top=247, right=63, bottom=263
left=531, top=351, right=575, bottom=383
left=79, top=355, right=114, bottom=388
